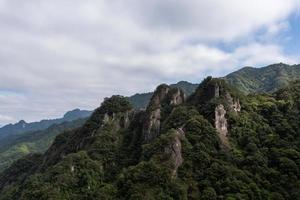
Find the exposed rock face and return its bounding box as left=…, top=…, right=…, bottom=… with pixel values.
left=120, top=111, right=131, bottom=129
left=215, top=84, right=220, bottom=97
left=215, top=104, right=229, bottom=148
left=225, top=92, right=241, bottom=113
left=214, top=92, right=240, bottom=148
left=143, top=85, right=185, bottom=143
left=143, top=108, right=161, bottom=142
left=165, top=128, right=184, bottom=177
left=102, top=113, right=110, bottom=124
left=215, top=104, right=228, bottom=136
left=102, top=111, right=132, bottom=129
left=170, top=89, right=185, bottom=105
left=70, top=165, right=75, bottom=173
left=142, top=85, right=168, bottom=142
left=191, top=78, right=242, bottom=148
left=231, top=99, right=241, bottom=113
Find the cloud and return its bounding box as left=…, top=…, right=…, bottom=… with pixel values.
left=0, top=0, right=299, bottom=125
left=0, top=115, right=14, bottom=126
left=124, top=0, right=298, bottom=41
left=232, top=43, right=298, bottom=66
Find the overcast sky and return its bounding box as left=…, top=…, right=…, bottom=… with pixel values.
left=0, top=0, right=300, bottom=126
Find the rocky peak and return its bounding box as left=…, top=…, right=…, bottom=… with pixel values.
left=41, top=95, right=133, bottom=168
left=191, top=77, right=241, bottom=106
left=143, top=85, right=185, bottom=143
left=101, top=110, right=132, bottom=130
left=17, top=120, right=27, bottom=128
left=169, top=88, right=186, bottom=106
left=190, top=77, right=242, bottom=148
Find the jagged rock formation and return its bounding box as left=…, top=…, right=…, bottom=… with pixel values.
left=189, top=77, right=242, bottom=148
left=167, top=128, right=184, bottom=177
left=142, top=85, right=185, bottom=142
left=102, top=110, right=131, bottom=130
left=170, top=89, right=185, bottom=105
left=143, top=108, right=161, bottom=142
left=128, top=81, right=197, bottom=109
left=214, top=87, right=241, bottom=148
left=215, top=104, right=229, bottom=148
left=224, top=92, right=241, bottom=113
left=41, top=96, right=133, bottom=168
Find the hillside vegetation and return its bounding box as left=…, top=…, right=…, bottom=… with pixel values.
left=128, top=63, right=300, bottom=109
left=0, top=77, right=299, bottom=199
left=0, top=119, right=87, bottom=172
left=225, top=63, right=300, bottom=94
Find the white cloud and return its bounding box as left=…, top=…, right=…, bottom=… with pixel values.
left=0, top=115, right=14, bottom=127
left=232, top=43, right=298, bottom=66
left=0, top=0, right=299, bottom=125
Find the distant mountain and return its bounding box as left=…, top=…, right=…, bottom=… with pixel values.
left=0, top=118, right=87, bottom=172
left=128, top=81, right=198, bottom=108
left=62, top=109, right=92, bottom=121
left=0, top=109, right=92, bottom=139
left=128, top=63, right=300, bottom=109
left=225, top=63, right=300, bottom=94
left=127, top=92, right=153, bottom=110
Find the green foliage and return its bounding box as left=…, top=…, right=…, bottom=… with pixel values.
left=0, top=119, right=86, bottom=172
left=225, top=63, right=300, bottom=94
left=188, top=77, right=244, bottom=120
left=20, top=151, right=117, bottom=200
left=117, top=161, right=176, bottom=199
left=1, top=78, right=300, bottom=199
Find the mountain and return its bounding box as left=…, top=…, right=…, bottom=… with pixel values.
left=128, top=81, right=198, bottom=109
left=62, top=109, right=92, bottom=121
left=0, top=119, right=87, bottom=172
left=128, top=63, right=300, bottom=109
left=225, top=63, right=300, bottom=94
left=1, top=77, right=299, bottom=199
left=0, top=109, right=92, bottom=139
left=0, top=109, right=92, bottom=172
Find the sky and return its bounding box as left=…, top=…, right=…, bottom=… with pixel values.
left=0, top=0, right=300, bottom=126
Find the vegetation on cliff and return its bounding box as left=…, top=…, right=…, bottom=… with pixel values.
left=0, top=78, right=300, bottom=200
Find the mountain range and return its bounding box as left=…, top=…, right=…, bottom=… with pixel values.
left=128, top=63, right=300, bottom=109
left=0, top=109, right=92, bottom=139
left=0, top=109, right=92, bottom=172
left=0, top=119, right=87, bottom=172
left=0, top=63, right=299, bottom=199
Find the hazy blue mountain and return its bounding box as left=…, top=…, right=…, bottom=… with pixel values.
left=0, top=119, right=87, bottom=172
left=0, top=109, right=92, bottom=139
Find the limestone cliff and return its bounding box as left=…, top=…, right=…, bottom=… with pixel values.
left=167, top=128, right=184, bottom=177
left=190, top=77, right=242, bottom=148
left=143, top=85, right=185, bottom=142
left=215, top=104, right=229, bottom=148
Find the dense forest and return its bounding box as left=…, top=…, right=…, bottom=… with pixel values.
left=0, top=75, right=299, bottom=200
